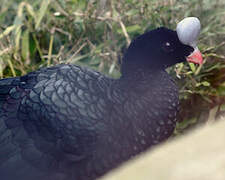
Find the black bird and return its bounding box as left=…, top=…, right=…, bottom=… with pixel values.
left=0, top=17, right=202, bottom=180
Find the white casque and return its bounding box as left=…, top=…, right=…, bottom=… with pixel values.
left=176, top=17, right=201, bottom=48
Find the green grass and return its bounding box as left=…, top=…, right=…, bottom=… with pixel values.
left=0, top=0, right=225, bottom=133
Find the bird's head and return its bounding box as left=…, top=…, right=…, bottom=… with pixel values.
left=121, top=17, right=203, bottom=74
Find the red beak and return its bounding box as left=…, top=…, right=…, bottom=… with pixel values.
left=186, top=48, right=203, bottom=65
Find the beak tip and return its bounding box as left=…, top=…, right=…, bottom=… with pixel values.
left=187, top=48, right=203, bottom=65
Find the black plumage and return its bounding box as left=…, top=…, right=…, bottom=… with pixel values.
left=0, top=27, right=194, bottom=180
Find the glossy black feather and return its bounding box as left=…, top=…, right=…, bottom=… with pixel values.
left=0, top=27, right=193, bottom=180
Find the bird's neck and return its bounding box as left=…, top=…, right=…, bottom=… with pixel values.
left=118, top=68, right=163, bottom=92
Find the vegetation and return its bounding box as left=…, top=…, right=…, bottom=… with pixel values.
left=0, top=0, right=225, bottom=134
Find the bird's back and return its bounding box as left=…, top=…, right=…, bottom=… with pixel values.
left=0, top=64, right=112, bottom=180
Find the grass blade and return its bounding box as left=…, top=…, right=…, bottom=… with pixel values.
left=35, top=0, right=51, bottom=30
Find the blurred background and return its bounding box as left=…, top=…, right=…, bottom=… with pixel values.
left=0, top=0, right=225, bottom=135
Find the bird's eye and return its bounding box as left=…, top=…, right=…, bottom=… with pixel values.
left=165, top=42, right=170, bottom=46
left=162, top=42, right=174, bottom=53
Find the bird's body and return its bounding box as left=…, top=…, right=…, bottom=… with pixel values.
left=0, top=64, right=178, bottom=180
left=0, top=17, right=202, bottom=180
